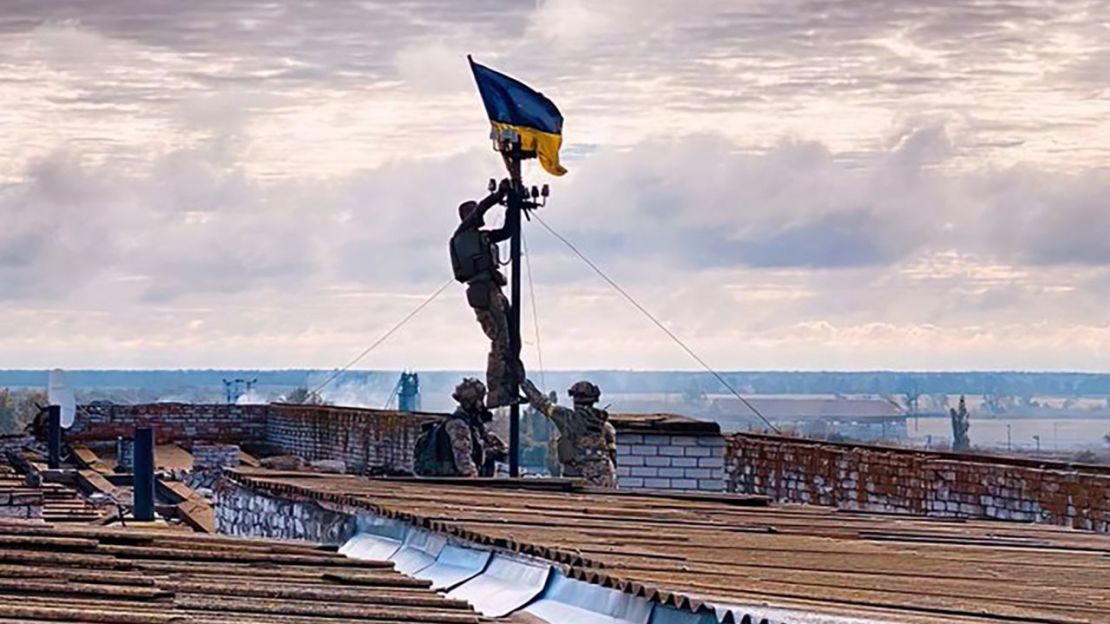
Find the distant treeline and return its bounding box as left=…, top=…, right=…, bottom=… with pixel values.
left=3, top=370, right=1110, bottom=397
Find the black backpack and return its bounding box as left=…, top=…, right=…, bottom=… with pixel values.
left=413, top=421, right=459, bottom=476
left=449, top=228, right=494, bottom=283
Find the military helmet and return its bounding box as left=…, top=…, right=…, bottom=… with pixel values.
left=567, top=380, right=601, bottom=402
left=458, top=200, right=478, bottom=221
left=453, top=377, right=486, bottom=402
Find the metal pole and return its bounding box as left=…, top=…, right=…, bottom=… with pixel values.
left=46, top=405, right=62, bottom=469
left=507, top=151, right=523, bottom=478
left=133, top=427, right=155, bottom=521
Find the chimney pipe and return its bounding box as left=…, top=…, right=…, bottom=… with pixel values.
left=46, top=405, right=62, bottom=470
left=133, top=427, right=155, bottom=521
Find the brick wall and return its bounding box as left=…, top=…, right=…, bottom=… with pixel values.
left=68, top=403, right=435, bottom=476
left=265, top=404, right=433, bottom=475
left=728, top=434, right=1110, bottom=532
left=70, top=403, right=268, bottom=446
left=617, top=433, right=727, bottom=491
left=193, top=444, right=240, bottom=470
left=215, top=478, right=355, bottom=544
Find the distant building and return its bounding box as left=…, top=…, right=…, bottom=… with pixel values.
left=709, top=395, right=908, bottom=440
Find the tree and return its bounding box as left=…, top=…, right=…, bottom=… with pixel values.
left=0, top=388, right=46, bottom=436
left=0, top=389, right=16, bottom=435
left=950, top=395, right=971, bottom=451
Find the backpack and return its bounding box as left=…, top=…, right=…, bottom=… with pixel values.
left=449, top=228, right=494, bottom=283
left=413, top=421, right=458, bottom=476
left=555, top=407, right=609, bottom=464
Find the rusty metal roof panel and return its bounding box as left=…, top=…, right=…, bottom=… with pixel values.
left=0, top=521, right=480, bottom=623
left=228, top=469, right=1110, bottom=624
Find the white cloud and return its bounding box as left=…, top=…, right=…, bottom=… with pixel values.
left=525, top=0, right=618, bottom=44
left=1, top=1, right=1109, bottom=371
left=393, top=41, right=474, bottom=94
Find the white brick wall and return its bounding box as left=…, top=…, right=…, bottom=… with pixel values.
left=616, top=433, right=726, bottom=492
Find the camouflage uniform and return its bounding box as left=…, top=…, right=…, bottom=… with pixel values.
left=442, top=414, right=483, bottom=477
left=604, top=421, right=618, bottom=468
left=441, top=378, right=489, bottom=477
left=521, top=379, right=616, bottom=487
left=452, top=184, right=524, bottom=408
left=477, top=411, right=508, bottom=476
left=470, top=278, right=519, bottom=408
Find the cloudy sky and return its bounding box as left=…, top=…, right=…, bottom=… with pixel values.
left=1, top=0, right=1109, bottom=372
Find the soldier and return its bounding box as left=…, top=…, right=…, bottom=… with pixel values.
left=604, top=419, right=618, bottom=469
left=449, top=179, right=525, bottom=408
left=414, top=378, right=490, bottom=477
left=520, top=378, right=616, bottom=487
left=477, top=409, right=508, bottom=477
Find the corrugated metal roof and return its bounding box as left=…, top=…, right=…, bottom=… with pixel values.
left=228, top=469, right=1110, bottom=624
left=0, top=465, right=102, bottom=524
left=0, top=521, right=481, bottom=623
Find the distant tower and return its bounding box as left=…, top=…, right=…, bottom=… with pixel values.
left=398, top=372, right=420, bottom=412
left=223, top=378, right=258, bottom=404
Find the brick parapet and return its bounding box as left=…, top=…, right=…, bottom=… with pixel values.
left=727, top=434, right=1110, bottom=531
left=265, top=404, right=433, bottom=475
left=69, top=403, right=268, bottom=446
left=69, top=402, right=432, bottom=476
left=616, top=432, right=727, bottom=492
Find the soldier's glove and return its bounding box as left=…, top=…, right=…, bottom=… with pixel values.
left=520, top=378, right=541, bottom=402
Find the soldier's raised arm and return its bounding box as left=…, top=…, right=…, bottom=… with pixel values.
left=521, top=378, right=575, bottom=431
left=454, top=178, right=510, bottom=235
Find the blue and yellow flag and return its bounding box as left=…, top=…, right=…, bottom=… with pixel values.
left=469, top=56, right=566, bottom=176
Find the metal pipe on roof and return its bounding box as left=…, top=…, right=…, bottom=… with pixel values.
left=133, top=427, right=155, bottom=521
left=46, top=406, right=62, bottom=470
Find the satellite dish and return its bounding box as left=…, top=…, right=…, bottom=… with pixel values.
left=47, top=369, right=76, bottom=429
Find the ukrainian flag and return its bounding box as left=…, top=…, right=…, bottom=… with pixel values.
left=469, top=56, right=566, bottom=176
